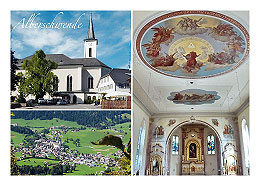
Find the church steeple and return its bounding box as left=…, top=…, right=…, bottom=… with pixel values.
left=84, top=13, right=98, bottom=58
left=87, top=13, right=95, bottom=40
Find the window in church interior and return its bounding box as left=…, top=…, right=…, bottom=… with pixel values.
left=207, top=135, right=215, bottom=154
left=67, top=75, right=72, bottom=91
left=172, top=135, right=179, bottom=155
left=135, top=119, right=146, bottom=173
left=242, top=118, right=250, bottom=168
left=88, top=77, right=94, bottom=89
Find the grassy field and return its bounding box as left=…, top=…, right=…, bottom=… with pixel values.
left=11, top=118, right=131, bottom=175
left=61, top=123, right=130, bottom=156
left=11, top=131, right=25, bottom=146
left=63, top=164, right=119, bottom=175
left=17, top=158, right=60, bottom=166
left=11, top=118, right=82, bottom=128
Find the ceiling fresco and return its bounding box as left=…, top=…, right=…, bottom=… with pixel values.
left=135, top=11, right=249, bottom=79
left=167, top=89, right=220, bottom=105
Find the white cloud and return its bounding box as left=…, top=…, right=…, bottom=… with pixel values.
left=50, top=37, right=82, bottom=57
left=11, top=38, right=23, bottom=50
left=15, top=28, right=65, bottom=49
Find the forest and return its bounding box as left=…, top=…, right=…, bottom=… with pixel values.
left=11, top=111, right=131, bottom=129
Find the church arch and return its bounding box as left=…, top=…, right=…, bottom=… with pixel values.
left=166, top=119, right=221, bottom=144
left=165, top=119, right=222, bottom=175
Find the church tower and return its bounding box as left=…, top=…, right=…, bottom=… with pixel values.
left=84, top=13, right=98, bottom=58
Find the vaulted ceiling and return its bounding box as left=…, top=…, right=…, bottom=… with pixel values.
left=133, top=11, right=249, bottom=115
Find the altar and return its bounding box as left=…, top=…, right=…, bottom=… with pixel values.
left=181, top=127, right=205, bottom=175
left=182, top=161, right=205, bottom=175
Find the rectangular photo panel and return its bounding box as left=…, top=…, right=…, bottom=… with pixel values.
left=10, top=110, right=131, bottom=175
left=10, top=10, right=131, bottom=110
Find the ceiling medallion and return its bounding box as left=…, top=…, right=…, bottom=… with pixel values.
left=135, top=11, right=249, bottom=79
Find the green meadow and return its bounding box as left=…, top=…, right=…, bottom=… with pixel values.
left=11, top=118, right=131, bottom=175
left=11, top=118, right=82, bottom=128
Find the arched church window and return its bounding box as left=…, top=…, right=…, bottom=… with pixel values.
left=242, top=118, right=250, bottom=168
left=207, top=135, right=215, bottom=154
left=172, top=135, right=179, bottom=155
left=67, top=75, right=72, bottom=91
left=53, top=76, right=59, bottom=91
left=89, top=48, right=92, bottom=57
left=88, top=77, right=94, bottom=89
left=134, top=119, right=146, bottom=174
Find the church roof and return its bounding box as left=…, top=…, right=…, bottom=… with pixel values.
left=62, top=58, right=110, bottom=68
left=17, top=54, right=111, bottom=69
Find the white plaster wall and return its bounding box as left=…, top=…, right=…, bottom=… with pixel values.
left=133, top=100, right=151, bottom=175
left=53, top=67, right=81, bottom=91
left=237, top=105, right=249, bottom=175
left=115, top=85, right=130, bottom=93
left=72, top=93, right=85, bottom=104
left=204, top=127, right=218, bottom=175
left=152, top=115, right=238, bottom=175
left=84, top=40, right=97, bottom=58
left=97, top=76, right=130, bottom=95
left=83, top=67, right=101, bottom=92
left=169, top=127, right=182, bottom=175
left=97, top=76, right=115, bottom=93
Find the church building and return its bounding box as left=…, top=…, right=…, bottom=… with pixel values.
left=14, top=14, right=129, bottom=104
left=133, top=11, right=249, bottom=176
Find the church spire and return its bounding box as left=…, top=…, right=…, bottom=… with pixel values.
left=84, top=13, right=98, bottom=58
left=87, top=13, right=95, bottom=40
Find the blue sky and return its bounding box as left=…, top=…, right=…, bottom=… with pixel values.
left=11, top=11, right=131, bottom=69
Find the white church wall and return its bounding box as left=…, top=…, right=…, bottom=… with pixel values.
left=237, top=105, right=249, bottom=175
left=204, top=127, right=218, bottom=175
left=85, top=67, right=101, bottom=92
left=169, top=127, right=182, bottom=175
left=133, top=100, right=151, bottom=175
left=151, top=115, right=239, bottom=175
left=72, top=93, right=85, bottom=104
left=84, top=40, right=97, bottom=58
left=53, top=67, right=81, bottom=92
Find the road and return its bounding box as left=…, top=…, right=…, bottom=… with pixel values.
left=14, top=104, right=102, bottom=110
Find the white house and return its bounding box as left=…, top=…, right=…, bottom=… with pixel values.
left=97, top=68, right=131, bottom=98
left=13, top=15, right=129, bottom=104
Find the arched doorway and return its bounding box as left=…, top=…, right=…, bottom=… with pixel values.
left=73, top=95, right=77, bottom=104
left=165, top=120, right=222, bottom=175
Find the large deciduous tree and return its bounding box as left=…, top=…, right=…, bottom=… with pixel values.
left=17, top=50, right=59, bottom=100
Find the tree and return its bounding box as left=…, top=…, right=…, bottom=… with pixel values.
left=10, top=50, right=18, bottom=92
left=17, top=50, right=59, bottom=100
left=10, top=146, right=20, bottom=175
left=91, top=135, right=131, bottom=160
left=92, top=135, right=131, bottom=175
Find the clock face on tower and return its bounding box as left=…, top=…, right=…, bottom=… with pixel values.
left=88, top=43, right=93, bottom=46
